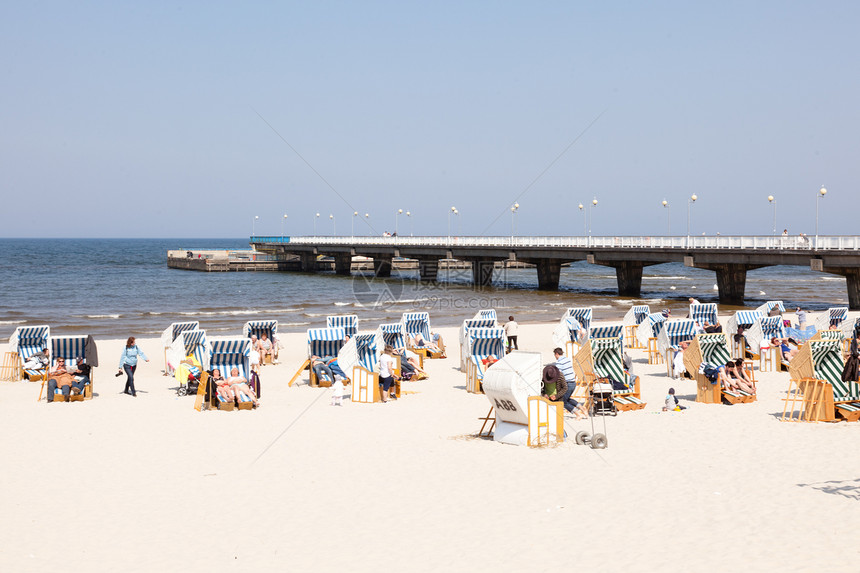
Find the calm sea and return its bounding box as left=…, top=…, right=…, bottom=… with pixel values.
left=0, top=238, right=849, bottom=339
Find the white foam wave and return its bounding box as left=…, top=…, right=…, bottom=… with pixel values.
left=643, top=276, right=691, bottom=280
left=821, top=277, right=845, bottom=281
left=592, top=305, right=613, bottom=309
left=283, top=322, right=311, bottom=327
left=0, top=320, right=25, bottom=325
left=178, top=308, right=301, bottom=317
left=334, top=302, right=350, bottom=306
left=87, top=314, right=120, bottom=319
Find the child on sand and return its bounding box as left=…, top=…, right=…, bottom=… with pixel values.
left=663, top=387, right=686, bottom=411
left=331, top=379, right=344, bottom=406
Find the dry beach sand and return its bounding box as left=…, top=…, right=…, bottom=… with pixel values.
left=1, top=320, right=858, bottom=572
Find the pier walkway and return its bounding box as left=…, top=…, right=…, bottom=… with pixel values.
left=250, top=235, right=860, bottom=308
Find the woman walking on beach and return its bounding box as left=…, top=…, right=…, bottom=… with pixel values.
left=378, top=345, right=397, bottom=403
left=117, top=336, right=149, bottom=397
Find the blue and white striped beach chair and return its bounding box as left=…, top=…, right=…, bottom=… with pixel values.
left=786, top=338, right=860, bottom=422
left=243, top=320, right=279, bottom=364
left=725, top=310, right=765, bottom=357
left=459, top=314, right=500, bottom=371
left=684, top=333, right=755, bottom=404
left=306, top=327, right=347, bottom=387
left=565, top=308, right=593, bottom=333
left=589, top=325, right=623, bottom=341
left=340, top=330, right=386, bottom=403
left=42, top=334, right=97, bottom=402
left=635, top=312, right=666, bottom=350
left=573, top=336, right=646, bottom=411
left=10, top=325, right=51, bottom=381
left=326, top=315, right=358, bottom=338
left=465, top=327, right=505, bottom=394
left=379, top=322, right=406, bottom=350
left=658, top=319, right=697, bottom=375
left=743, top=315, right=786, bottom=360
left=160, top=321, right=200, bottom=375
left=551, top=316, right=585, bottom=358
left=169, top=329, right=209, bottom=395
left=689, top=303, right=718, bottom=327
left=756, top=301, right=785, bottom=316
left=207, top=337, right=252, bottom=410
left=476, top=309, right=497, bottom=321
left=622, top=305, right=650, bottom=348
left=402, top=311, right=444, bottom=358
left=814, top=307, right=849, bottom=332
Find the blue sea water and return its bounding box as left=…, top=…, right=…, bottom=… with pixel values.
left=0, top=238, right=848, bottom=339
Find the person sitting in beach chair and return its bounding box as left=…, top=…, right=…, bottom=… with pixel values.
left=175, top=353, right=202, bottom=393
left=23, top=347, right=50, bottom=372
left=257, top=333, right=275, bottom=364
left=228, top=367, right=259, bottom=407
left=412, top=332, right=445, bottom=356
left=724, top=360, right=755, bottom=394
left=771, top=337, right=797, bottom=362
left=209, top=368, right=235, bottom=404
left=311, top=355, right=349, bottom=384
left=541, top=364, right=587, bottom=420
left=46, top=357, right=87, bottom=402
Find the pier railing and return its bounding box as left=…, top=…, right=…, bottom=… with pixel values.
left=250, top=235, right=860, bottom=250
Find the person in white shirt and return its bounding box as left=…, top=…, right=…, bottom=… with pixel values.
left=378, top=345, right=398, bottom=402
left=504, top=316, right=519, bottom=351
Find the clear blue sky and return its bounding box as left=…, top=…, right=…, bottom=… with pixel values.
left=2, top=1, right=857, bottom=238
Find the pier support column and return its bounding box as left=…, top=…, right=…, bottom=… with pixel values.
left=334, top=254, right=352, bottom=276
left=535, top=259, right=562, bottom=291
left=373, top=257, right=392, bottom=278
left=610, top=261, right=645, bottom=297
left=418, top=259, right=439, bottom=282
left=822, top=266, right=860, bottom=309
left=299, top=253, right=317, bottom=272
left=470, top=260, right=495, bottom=288
left=697, top=263, right=761, bottom=306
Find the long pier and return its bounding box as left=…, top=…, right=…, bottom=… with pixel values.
left=250, top=235, right=860, bottom=308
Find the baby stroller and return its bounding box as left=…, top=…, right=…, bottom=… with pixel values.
left=177, top=365, right=202, bottom=396
left=575, top=378, right=614, bottom=449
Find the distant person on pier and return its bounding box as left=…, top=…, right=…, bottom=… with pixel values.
left=782, top=229, right=788, bottom=236
left=504, top=316, right=519, bottom=352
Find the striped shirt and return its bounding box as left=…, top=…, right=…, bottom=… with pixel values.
left=554, top=356, right=575, bottom=382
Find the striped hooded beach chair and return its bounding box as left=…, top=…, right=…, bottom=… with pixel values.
left=465, top=327, right=505, bottom=394
left=658, top=319, right=697, bottom=376
left=635, top=312, right=666, bottom=350
left=551, top=316, right=584, bottom=358
left=726, top=310, right=765, bottom=358
left=160, top=321, right=200, bottom=375
left=10, top=325, right=51, bottom=381
left=41, top=334, right=98, bottom=402
left=743, top=315, right=786, bottom=360
left=814, top=307, right=849, bottom=332
left=326, top=315, right=358, bottom=338
left=459, top=313, right=500, bottom=372
left=589, top=325, right=623, bottom=341
left=684, top=333, right=755, bottom=404
left=573, top=336, right=645, bottom=411
left=786, top=338, right=860, bottom=422
left=565, top=308, right=593, bottom=333
left=622, top=305, right=650, bottom=347
left=243, top=320, right=279, bottom=364
left=379, top=322, right=406, bottom=351
left=306, top=327, right=347, bottom=387
left=689, top=303, right=718, bottom=327
left=203, top=337, right=252, bottom=410
left=402, top=311, right=443, bottom=358
left=339, top=330, right=386, bottom=403
left=169, top=329, right=209, bottom=394
left=476, top=309, right=497, bottom=321
left=756, top=301, right=785, bottom=316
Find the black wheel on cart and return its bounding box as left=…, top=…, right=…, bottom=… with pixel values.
left=575, top=431, right=590, bottom=445
left=177, top=387, right=187, bottom=396
left=591, top=433, right=607, bottom=449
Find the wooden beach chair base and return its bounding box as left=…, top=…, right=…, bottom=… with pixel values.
left=465, top=360, right=483, bottom=394
left=1, top=352, right=20, bottom=381
left=835, top=402, right=860, bottom=422
left=218, top=400, right=235, bottom=411
left=477, top=407, right=495, bottom=437
left=352, top=366, right=381, bottom=403
left=237, top=401, right=254, bottom=410
left=647, top=338, right=662, bottom=365
left=624, top=326, right=640, bottom=349
left=527, top=396, right=565, bottom=448
left=613, top=395, right=646, bottom=411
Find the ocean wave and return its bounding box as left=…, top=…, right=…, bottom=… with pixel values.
left=86, top=314, right=121, bottom=319
left=642, top=276, right=691, bottom=280
left=334, top=302, right=351, bottom=306
left=282, top=321, right=311, bottom=327
left=820, top=277, right=845, bottom=281
left=0, top=319, right=25, bottom=325
left=177, top=308, right=302, bottom=317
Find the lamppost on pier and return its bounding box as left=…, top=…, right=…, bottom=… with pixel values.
left=686, top=194, right=697, bottom=246
left=578, top=203, right=585, bottom=237
left=767, top=195, right=776, bottom=236
left=329, top=214, right=336, bottom=236
left=662, top=200, right=670, bottom=235
left=281, top=214, right=288, bottom=238
left=314, top=212, right=320, bottom=235
left=510, top=203, right=519, bottom=241
left=252, top=215, right=259, bottom=237
left=406, top=211, right=412, bottom=236
left=364, top=213, right=370, bottom=236
left=588, top=198, right=598, bottom=245
left=395, top=209, right=403, bottom=235
left=815, top=186, right=827, bottom=249
left=448, top=206, right=458, bottom=243
left=352, top=211, right=358, bottom=238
